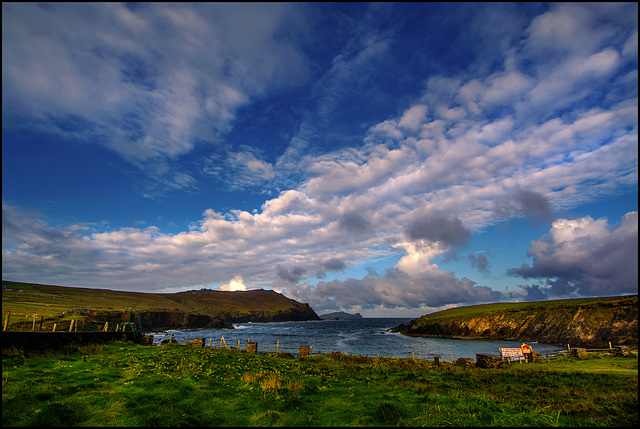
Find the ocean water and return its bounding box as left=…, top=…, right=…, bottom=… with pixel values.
left=150, top=318, right=566, bottom=361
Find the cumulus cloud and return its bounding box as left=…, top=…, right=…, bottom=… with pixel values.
left=2, top=3, right=637, bottom=314
left=468, top=252, right=490, bottom=275
left=508, top=212, right=638, bottom=299
left=493, top=188, right=555, bottom=224
left=286, top=263, right=503, bottom=314
left=405, top=212, right=471, bottom=248
left=338, top=211, right=374, bottom=236
left=276, top=265, right=308, bottom=285
left=218, top=275, right=248, bottom=291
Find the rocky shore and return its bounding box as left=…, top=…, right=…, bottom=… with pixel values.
left=391, top=295, right=638, bottom=348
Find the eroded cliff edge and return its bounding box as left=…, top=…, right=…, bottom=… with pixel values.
left=83, top=289, right=321, bottom=330
left=2, top=281, right=321, bottom=331
left=392, top=295, right=638, bottom=348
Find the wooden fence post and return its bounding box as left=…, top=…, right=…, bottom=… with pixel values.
left=276, top=340, right=279, bottom=353
left=3, top=313, right=10, bottom=331
left=32, top=314, right=37, bottom=331
left=69, top=319, right=75, bottom=332
left=52, top=323, right=57, bottom=332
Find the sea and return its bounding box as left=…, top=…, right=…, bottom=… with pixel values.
left=149, top=318, right=566, bottom=361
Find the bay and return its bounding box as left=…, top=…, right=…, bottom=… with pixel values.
left=150, top=318, right=565, bottom=361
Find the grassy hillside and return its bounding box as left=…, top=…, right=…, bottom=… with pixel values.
left=2, top=280, right=319, bottom=329
left=398, top=294, right=638, bottom=347
left=418, top=295, right=638, bottom=321
left=2, top=281, right=188, bottom=315
left=3, top=341, right=637, bottom=426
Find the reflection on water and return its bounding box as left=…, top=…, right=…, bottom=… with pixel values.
left=150, top=318, right=565, bottom=361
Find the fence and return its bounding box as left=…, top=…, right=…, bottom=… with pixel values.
left=542, top=343, right=633, bottom=360
left=3, top=313, right=137, bottom=334
left=160, top=334, right=313, bottom=357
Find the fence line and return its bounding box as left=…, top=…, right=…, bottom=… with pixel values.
left=2, top=313, right=137, bottom=334
left=161, top=334, right=313, bottom=356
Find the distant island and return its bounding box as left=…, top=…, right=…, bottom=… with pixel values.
left=319, top=311, right=363, bottom=320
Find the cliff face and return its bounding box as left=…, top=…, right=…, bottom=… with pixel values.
left=78, top=289, right=321, bottom=330
left=82, top=310, right=233, bottom=330
left=319, top=311, right=363, bottom=320
left=394, top=297, right=637, bottom=348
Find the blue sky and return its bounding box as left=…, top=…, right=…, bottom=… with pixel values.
left=2, top=3, right=637, bottom=317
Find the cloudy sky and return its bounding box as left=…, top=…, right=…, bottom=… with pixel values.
left=2, top=3, right=638, bottom=317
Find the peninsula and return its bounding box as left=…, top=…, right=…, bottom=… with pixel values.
left=2, top=280, right=321, bottom=331
left=392, top=295, right=638, bottom=348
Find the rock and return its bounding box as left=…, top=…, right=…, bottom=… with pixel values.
left=475, top=354, right=503, bottom=369
left=392, top=296, right=638, bottom=348
left=191, top=338, right=206, bottom=348
left=572, top=348, right=588, bottom=359
left=614, top=345, right=631, bottom=355
left=455, top=358, right=475, bottom=368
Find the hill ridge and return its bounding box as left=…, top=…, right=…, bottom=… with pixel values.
left=2, top=280, right=320, bottom=330
left=392, top=295, right=638, bottom=348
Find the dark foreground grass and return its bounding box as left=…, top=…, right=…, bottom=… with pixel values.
left=2, top=341, right=637, bottom=427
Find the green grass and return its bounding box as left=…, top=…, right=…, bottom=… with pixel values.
left=2, top=280, right=315, bottom=330
left=3, top=342, right=637, bottom=427
left=418, top=295, right=638, bottom=321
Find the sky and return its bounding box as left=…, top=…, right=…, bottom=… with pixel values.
left=2, top=2, right=638, bottom=317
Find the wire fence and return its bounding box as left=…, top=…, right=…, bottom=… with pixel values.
left=160, top=334, right=313, bottom=356
left=2, top=313, right=135, bottom=333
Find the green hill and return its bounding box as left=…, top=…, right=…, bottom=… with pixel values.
left=392, top=295, right=638, bottom=348
left=2, top=280, right=320, bottom=330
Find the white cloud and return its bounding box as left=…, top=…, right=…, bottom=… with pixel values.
left=2, top=3, right=637, bottom=314
left=398, top=105, right=428, bottom=132
left=509, top=212, right=638, bottom=298
left=218, top=275, right=248, bottom=291
left=2, top=2, right=309, bottom=189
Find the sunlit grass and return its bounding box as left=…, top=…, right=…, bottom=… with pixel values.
left=3, top=342, right=637, bottom=426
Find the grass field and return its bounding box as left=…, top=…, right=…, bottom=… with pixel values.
left=3, top=341, right=637, bottom=427
left=417, top=295, right=638, bottom=321
left=2, top=280, right=315, bottom=330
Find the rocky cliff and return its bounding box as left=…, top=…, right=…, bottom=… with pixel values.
left=2, top=281, right=321, bottom=331
left=393, top=295, right=637, bottom=348
left=84, top=310, right=234, bottom=330
left=319, top=311, right=363, bottom=320
left=80, top=289, right=321, bottom=330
